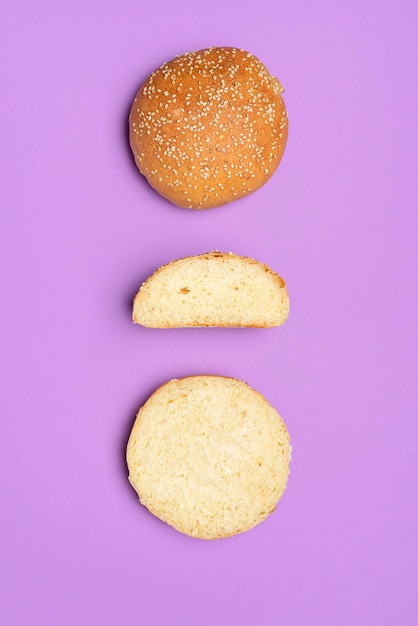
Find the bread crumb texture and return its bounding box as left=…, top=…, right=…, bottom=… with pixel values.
left=129, top=47, right=288, bottom=209
left=132, top=252, right=289, bottom=328
left=126, top=376, right=291, bottom=539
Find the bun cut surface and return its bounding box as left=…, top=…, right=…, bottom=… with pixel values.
left=126, top=376, right=291, bottom=539
left=132, top=252, right=290, bottom=328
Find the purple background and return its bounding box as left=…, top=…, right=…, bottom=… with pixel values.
left=1, top=1, right=417, bottom=624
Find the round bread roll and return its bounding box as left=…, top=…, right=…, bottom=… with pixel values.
left=129, top=47, right=288, bottom=209
left=126, top=376, right=291, bottom=539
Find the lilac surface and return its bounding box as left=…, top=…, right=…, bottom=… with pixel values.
left=1, top=0, right=417, bottom=624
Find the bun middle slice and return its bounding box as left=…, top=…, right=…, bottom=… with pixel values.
left=132, top=252, right=289, bottom=328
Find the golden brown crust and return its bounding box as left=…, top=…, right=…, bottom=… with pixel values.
left=129, top=47, right=288, bottom=209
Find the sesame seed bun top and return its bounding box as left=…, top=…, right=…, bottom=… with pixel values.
left=129, top=47, right=288, bottom=209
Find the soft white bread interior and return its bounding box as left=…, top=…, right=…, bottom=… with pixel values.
left=132, top=252, right=289, bottom=328
left=126, top=375, right=291, bottom=539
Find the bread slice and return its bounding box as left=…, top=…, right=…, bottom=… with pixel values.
left=132, top=252, right=289, bottom=328
left=126, top=376, right=291, bottom=539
